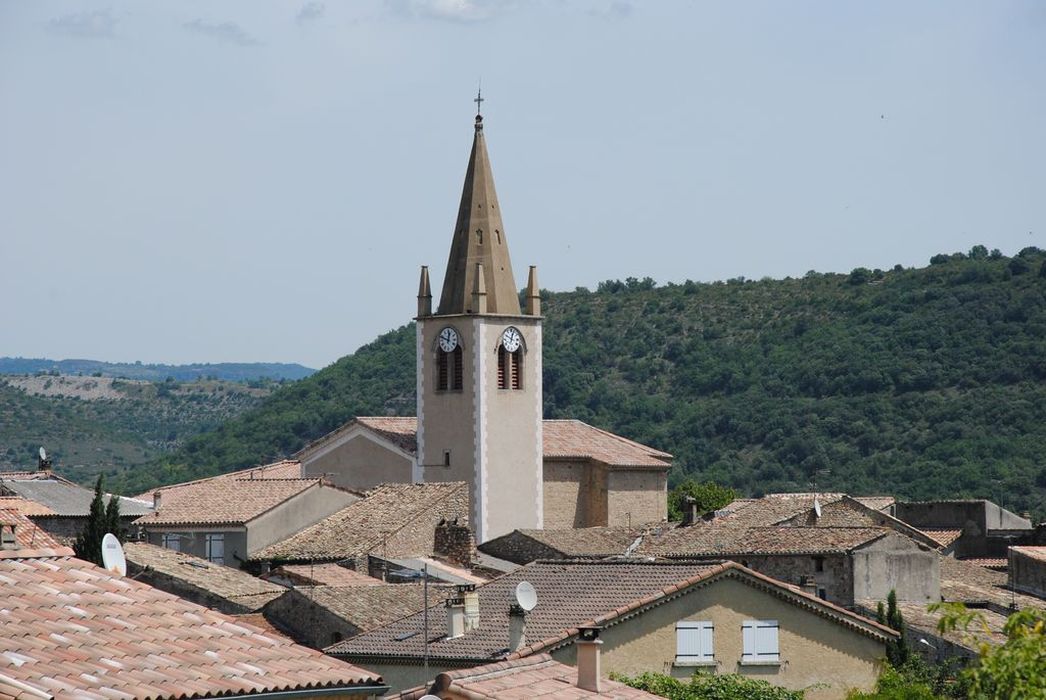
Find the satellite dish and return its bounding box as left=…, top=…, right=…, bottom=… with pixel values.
left=101, top=533, right=127, bottom=577
left=813, top=497, right=822, bottom=518
left=38, top=447, right=46, bottom=461
left=419, top=696, right=441, bottom=700
left=514, top=581, right=537, bottom=611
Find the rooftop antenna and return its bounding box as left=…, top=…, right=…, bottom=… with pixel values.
left=101, top=533, right=127, bottom=577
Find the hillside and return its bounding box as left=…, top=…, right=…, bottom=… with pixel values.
left=111, top=247, right=1046, bottom=514
left=0, top=358, right=315, bottom=382
left=0, top=375, right=273, bottom=484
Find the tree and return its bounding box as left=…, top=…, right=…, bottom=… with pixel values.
left=668, top=480, right=736, bottom=522
left=73, top=475, right=120, bottom=567
left=875, top=590, right=910, bottom=666
left=934, top=602, right=1046, bottom=698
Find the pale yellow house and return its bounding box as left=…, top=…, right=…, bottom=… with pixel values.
left=329, top=559, right=895, bottom=699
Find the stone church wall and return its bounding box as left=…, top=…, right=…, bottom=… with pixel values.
left=606, top=470, right=666, bottom=527
left=301, top=435, right=413, bottom=491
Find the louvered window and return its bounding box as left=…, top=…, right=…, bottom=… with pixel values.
left=741, top=620, right=780, bottom=663
left=675, top=621, right=714, bottom=665
left=437, top=347, right=464, bottom=391
left=497, top=346, right=523, bottom=390
left=205, top=534, right=225, bottom=565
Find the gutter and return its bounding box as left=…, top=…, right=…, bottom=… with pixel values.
left=247, top=684, right=390, bottom=698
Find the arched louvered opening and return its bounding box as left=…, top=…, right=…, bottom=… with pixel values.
left=437, top=346, right=464, bottom=391
left=497, top=345, right=523, bottom=390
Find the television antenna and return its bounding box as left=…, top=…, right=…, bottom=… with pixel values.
left=514, top=581, right=538, bottom=611
left=101, top=533, right=127, bottom=577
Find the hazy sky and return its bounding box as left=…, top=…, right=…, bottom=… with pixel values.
left=2, top=1, right=1043, bottom=369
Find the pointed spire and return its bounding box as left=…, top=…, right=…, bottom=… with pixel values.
left=417, top=265, right=432, bottom=317
left=525, top=265, right=540, bottom=316
left=437, top=112, right=521, bottom=316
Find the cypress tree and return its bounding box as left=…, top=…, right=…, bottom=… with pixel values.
left=73, top=475, right=116, bottom=566
left=884, top=589, right=910, bottom=666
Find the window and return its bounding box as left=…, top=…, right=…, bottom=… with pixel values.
left=817, top=587, right=827, bottom=600
left=161, top=533, right=180, bottom=552
left=497, top=346, right=522, bottom=390
left=437, top=346, right=464, bottom=391
left=205, top=533, right=225, bottom=565
left=443, top=450, right=451, bottom=467
left=813, top=556, right=825, bottom=572
left=675, top=621, right=714, bottom=665
left=742, top=620, right=779, bottom=664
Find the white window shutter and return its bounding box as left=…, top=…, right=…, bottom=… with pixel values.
left=742, top=621, right=756, bottom=659
left=676, top=621, right=713, bottom=662
left=699, top=622, right=714, bottom=659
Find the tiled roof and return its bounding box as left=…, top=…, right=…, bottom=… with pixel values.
left=962, top=558, right=1008, bottom=571
left=396, top=654, right=662, bottom=699
left=484, top=527, right=649, bottom=561
left=869, top=599, right=1010, bottom=650
left=713, top=493, right=892, bottom=528
left=299, top=417, right=672, bottom=469
left=250, top=482, right=468, bottom=563
left=0, top=509, right=62, bottom=549
left=0, top=497, right=55, bottom=517
left=135, top=478, right=325, bottom=527
left=298, top=584, right=454, bottom=635
left=269, top=563, right=382, bottom=587
left=1011, top=546, right=1046, bottom=564
left=123, top=542, right=285, bottom=611
left=938, top=557, right=1044, bottom=612
left=542, top=420, right=671, bottom=468
left=776, top=497, right=941, bottom=549
left=640, top=526, right=889, bottom=557
left=328, top=559, right=895, bottom=663
left=0, top=479, right=152, bottom=517
left=0, top=548, right=384, bottom=697
left=853, top=496, right=896, bottom=512
left=923, top=529, right=963, bottom=547
left=132, top=460, right=303, bottom=501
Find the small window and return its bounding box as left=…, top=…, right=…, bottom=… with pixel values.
left=437, top=346, right=464, bottom=391
left=813, top=556, right=825, bottom=572
left=443, top=450, right=451, bottom=467
left=497, top=346, right=522, bottom=390
left=742, top=620, right=779, bottom=663
left=161, top=533, right=180, bottom=552
left=331, top=632, right=344, bottom=644
left=675, top=621, right=714, bottom=665
left=205, top=533, right=225, bottom=565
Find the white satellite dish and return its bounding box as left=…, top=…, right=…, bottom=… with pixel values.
left=514, top=581, right=538, bottom=611
left=101, top=533, right=127, bottom=577
left=39, top=446, right=47, bottom=461
left=419, top=696, right=441, bottom=700
left=813, top=497, right=822, bottom=518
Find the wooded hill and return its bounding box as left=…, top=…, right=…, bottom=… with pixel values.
left=111, top=247, right=1046, bottom=515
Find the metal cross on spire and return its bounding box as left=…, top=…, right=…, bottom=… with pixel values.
left=474, top=85, right=484, bottom=116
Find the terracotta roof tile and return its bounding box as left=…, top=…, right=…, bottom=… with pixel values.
left=135, top=479, right=325, bottom=527
left=268, top=563, right=382, bottom=587
left=298, top=584, right=454, bottom=634
left=0, top=550, right=384, bottom=697
left=1011, top=546, right=1046, bottom=564
left=0, top=497, right=56, bottom=517
left=0, top=509, right=62, bottom=549
left=396, top=654, right=662, bottom=699
left=250, top=482, right=468, bottom=563
left=299, top=417, right=671, bottom=469
left=123, top=542, right=284, bottom=611
left=922, top=529, right=963, bottom=548
left=132, top=460, right=303, bottom=502
left=639, top=525, right=889, bottom=557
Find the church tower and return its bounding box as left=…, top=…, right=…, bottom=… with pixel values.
left=415, top=109, right=543, bottom=543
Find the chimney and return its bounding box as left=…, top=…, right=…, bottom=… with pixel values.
left=153, top=491, right=162, bottom=510
left=508, top=603, right=527, bottom=652
left=799, top=575, right=819, bottom=597
left=463, top=586, right=480, bottom=632
left=576, top=626, right=603, bottom=693
left=681, top=495, right=699, bottom=526
left=1, top=524, right=17, bottom=550
left=445, top=595, right=466, bottom=639
left=434, top=518, right=477, bottom=568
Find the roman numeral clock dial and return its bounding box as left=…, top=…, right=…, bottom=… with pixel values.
left=439, top=327, right=459, bottom=352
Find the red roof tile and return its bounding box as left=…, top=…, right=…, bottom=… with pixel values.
left=135, top=478, right=325, bottom=527
left=132, top=460, right=303, bottom=502
left=269, top=563, right=382, bottom=587
left=0, top=549, right=384, bottom=698
left=0, top=509, right=62, bottom=549
left=396, top=654, right=662, bottom=699
left=1011, top=546, right=1046, bottom=564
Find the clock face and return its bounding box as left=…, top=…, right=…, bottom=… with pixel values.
left=439, top=327, right=459, bottom=353
left=501, top=327, right=522, bottom=353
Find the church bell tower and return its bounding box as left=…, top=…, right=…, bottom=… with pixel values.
left=415, top=107, right=543, bottom=543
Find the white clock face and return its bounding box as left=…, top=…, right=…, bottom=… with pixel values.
left=501, top=327, right=522, bottom=353
left=439, top=327, right=459, bottom=353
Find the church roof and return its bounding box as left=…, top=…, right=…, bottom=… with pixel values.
left=298, top=417, right=672, bottom=470
left=436, top=114, right=521, bottom=316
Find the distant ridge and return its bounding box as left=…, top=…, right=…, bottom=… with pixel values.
left=0, top=358, right=315, bottom=383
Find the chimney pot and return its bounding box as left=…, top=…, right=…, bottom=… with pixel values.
left=445, top=596, right=466, bottom=639
left=463, top=589, right=480, bottom=632
left=576, top=626, right=603, bottom=693
left=153, top=491, right=162, bottom=510
left=508, top=603, right=527, bottom=652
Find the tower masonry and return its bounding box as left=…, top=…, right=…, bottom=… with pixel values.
left=415, top=112, right=543, bottom=543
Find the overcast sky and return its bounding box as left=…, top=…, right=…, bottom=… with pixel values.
left=1, top=1, right=1043, bottom=369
